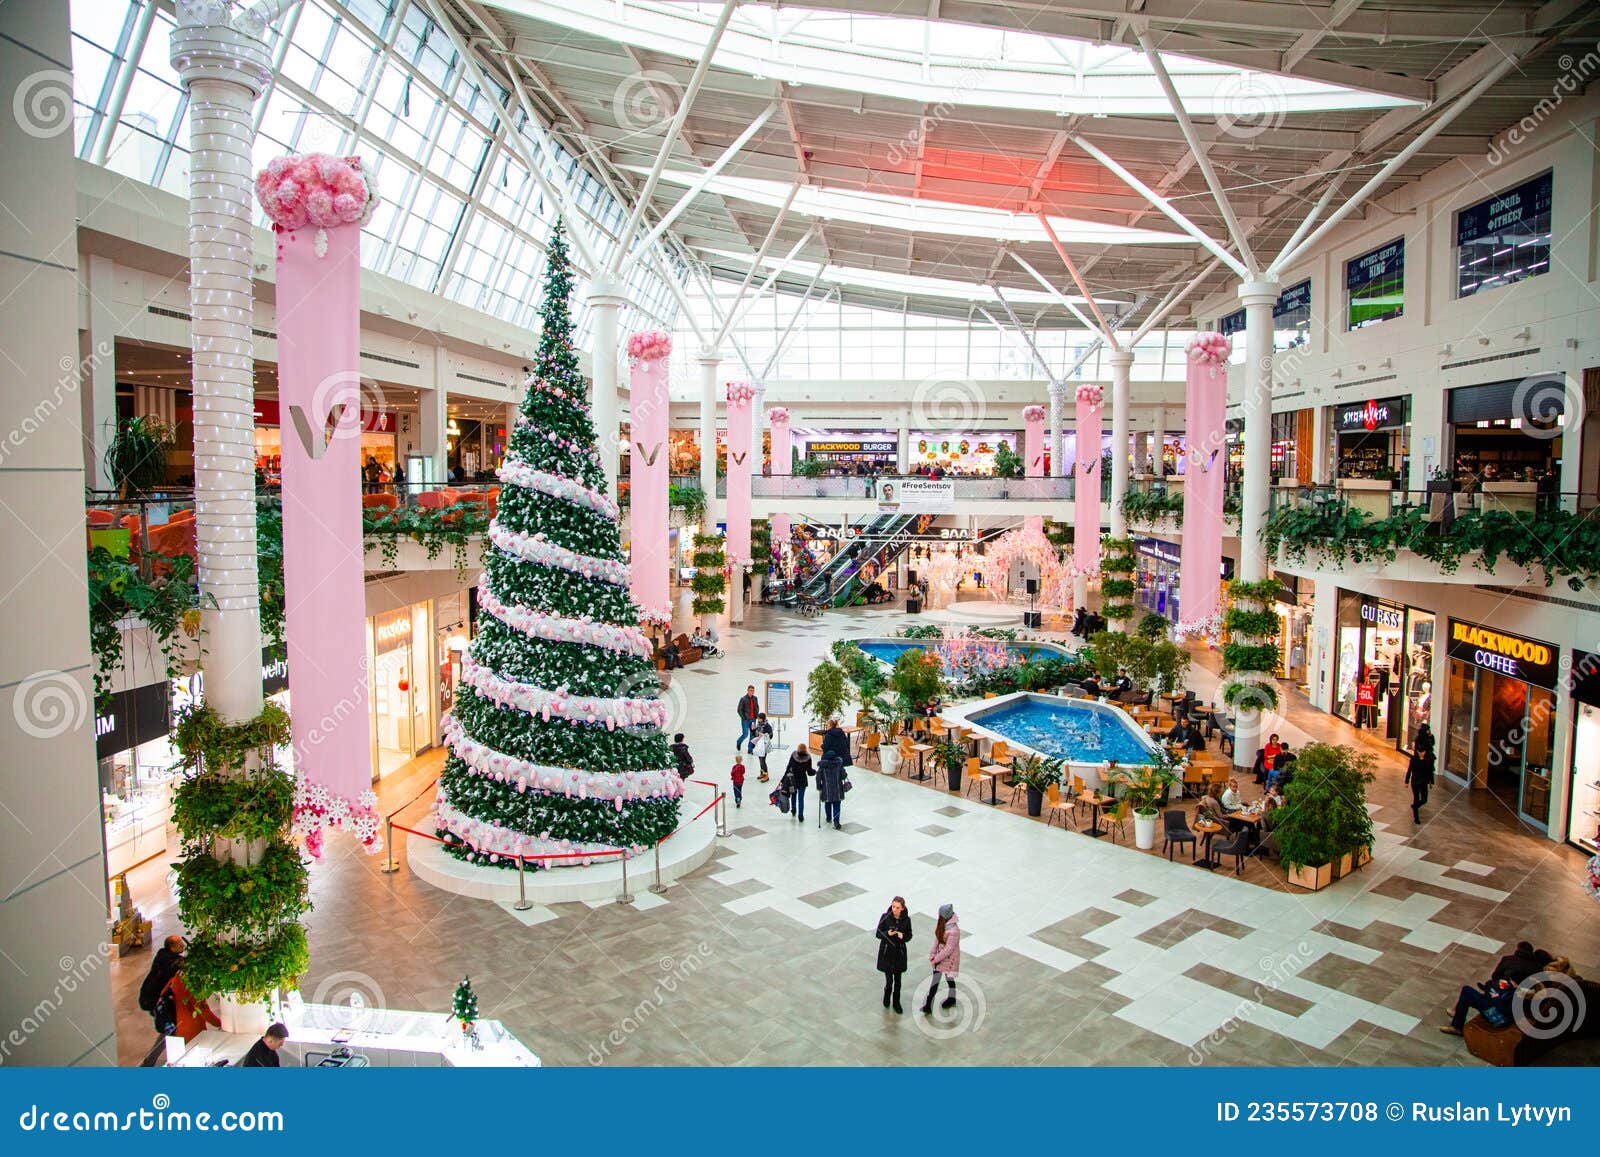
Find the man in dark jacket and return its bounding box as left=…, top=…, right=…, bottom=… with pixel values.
left=240, top=1023, right=288, bottom=1067
left=736, top=685, right=761, bottom=752
left=821, top=718, right=853, bottom=767
left=1491, top=942, right=1552, bottom=987
left=139, top=936, right=185, bottom=1016
left=670, top=733, right=694, bottom=780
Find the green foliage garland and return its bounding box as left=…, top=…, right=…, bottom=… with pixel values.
left=1099, top=536, right=1139, bottom=622
left=86, top=547, right=210, bottom=708
left=1220, top=576, right=1281, bottom=711
left=691, top=532, right=727, bottom=615
left=175, top=839, right=310, bottom=938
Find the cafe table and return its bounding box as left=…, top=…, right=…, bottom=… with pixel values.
left=1193, top=818, right=1224, bottom=869
left=1077, top=789, right=1112, bottom=838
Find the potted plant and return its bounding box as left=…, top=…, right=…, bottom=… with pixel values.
left=1148, top=640, right=1192, bottom=696
left=1106, top=757, right=1179, bottom=849
left=1009, top=753, right=1064, bottom=817
left=931, top=738, right=968, bottom=792
left=889, top=648, right=943, bottom=725
left=1137, top=612, right=1169, bottom=641
left=104, top=415, right=176, bottom=499
left=805, top=660, right=849, bottom=733
left=1274, top=743, right=1376, bottom=890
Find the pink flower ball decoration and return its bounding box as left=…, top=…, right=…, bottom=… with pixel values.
left=1022, top=404, right=1046, bottom=422
left=627, top=330, right=673, bottom=362
left=1076, top=384, right=1104, bottom=406
left=255, top=152, right=375, bottom=231
left=768, top=406, right=790, bottom=425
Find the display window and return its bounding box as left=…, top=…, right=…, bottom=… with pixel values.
left=1334, top=396, right=1408, bottom=480
left=1447, top=377, right=1565, bottom=490
left=1332, top=591, right=1428, bottom=750
left=1345, top=238, right=1405, bottom=330
left=907, top=431, right=1016, bottom=474
left=1443, top=618, right=1559, bottom=830
left=1456, top=171, right=1552, bottom=299
left=1565, top=649, right=1600, bottom=853
left=368, top=603, right=434, bottom=779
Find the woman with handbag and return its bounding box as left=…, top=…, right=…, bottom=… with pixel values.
left=782, top=744, right=813, bottom=823
left=920, top=903, right=961, bottom=1014
left=875, top=896, right=913, bottom=1014
left=816, top=751, right=849, bottom=830
left=752, top=713, right=775, bottom=781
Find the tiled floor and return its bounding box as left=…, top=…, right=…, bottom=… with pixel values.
left=107, top=594, right=1600, bottom=1067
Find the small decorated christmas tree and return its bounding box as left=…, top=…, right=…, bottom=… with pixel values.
left=452, top=975, right=478, bottom=1030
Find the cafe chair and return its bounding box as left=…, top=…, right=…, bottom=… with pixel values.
left=896, top=736, right=915, bottom=777
left=963, top=757, right=992, bottom=799
left=1102, top=800, right=1130, bottom=843
left=859, top=731, right=882, bottom=771
left=1162, top=809, right=1197, bottom=862
left=1044, top=783, right=1074, bottom=829
left=1213, top=828, right=1252, bottom=875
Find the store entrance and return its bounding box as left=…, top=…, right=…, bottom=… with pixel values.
left=1444, top=634, right=1557, bottom=831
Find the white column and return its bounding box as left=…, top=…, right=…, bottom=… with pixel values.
left=1108, top=349, right=1133, bottom=539
left=1048, top=380, right=1067, bottom=478
left=1151, top=403, right=1167, bottom=478
left=588, top=274, right=624, bottom=501
left=1311, top=403, right=1332, bottom=485
left=897, top=408, right=911, bottom=474
left=171, top=11, right=272, bottom=726
left=1235, top=278, right=1280, bottom=769
left=420, top=353, right=449, bottom=485
left=81, top=254, right=119, bottom=490
left=698, top=348, right=720, bottom=502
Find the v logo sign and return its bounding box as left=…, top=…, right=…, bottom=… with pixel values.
left=1198, top=448, right=1220, bottom=473
left=731, top=451, right=747, bottom=466
left=1081, top=458, right=1099, bottom=476
left=288, top=401, right=352, bottom=460
left=634, top=441, right=661, bottom=467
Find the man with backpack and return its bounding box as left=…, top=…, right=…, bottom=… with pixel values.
left=139, top=935, right=186, bottom=1017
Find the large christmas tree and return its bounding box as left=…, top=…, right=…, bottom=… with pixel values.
left=434, top=224, right=681, bottom=867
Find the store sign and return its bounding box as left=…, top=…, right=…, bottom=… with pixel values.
left=1346, top=238, right=1405, bottom=291
left=1448, top=620, right=1558, bottom=688
left=879, top=479, right=954, bottom=514
left=1456, top=172, right=1554, bottom=246
left=253, top=399, right=398, bottom=434
left=374, top=611, right=413, bottom=652
left=1360, top=602, right=1403, bottom=630
left=1335, top=395, right=1406, bottom=433
left=1135, top=537, right=1182, bottom=567
left=807, top=440, right=895, bottom=455
left=95, top=681, right=172, bottom=759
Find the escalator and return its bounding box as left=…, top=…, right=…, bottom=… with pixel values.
left=804, top=514, right=927, bottom=607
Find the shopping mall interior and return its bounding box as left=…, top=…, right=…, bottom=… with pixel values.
left=2, top=0, right=1599, bottom=1071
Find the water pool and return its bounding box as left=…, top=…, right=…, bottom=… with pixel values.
left=969, top=697, right=1155, bottom=766
left=856, top=639, right=1069, bottom=667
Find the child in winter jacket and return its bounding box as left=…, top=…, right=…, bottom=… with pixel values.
left=730, top=756, right=746, bottom=808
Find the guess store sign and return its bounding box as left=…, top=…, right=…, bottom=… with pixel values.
left=1335, top=396, right=1406, bottom=433
left=1448, top=620, right=1558, bottom=689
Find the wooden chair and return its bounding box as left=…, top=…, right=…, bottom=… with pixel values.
left=1045, top=783, right=1075, bottom=829
left=896, top=736, right=914, bottom=776
left=860, top=731, right=882, bottom=770
left=1102, top=800, right=1130, bottom=843
left=990, top=740, right=1012, bottom=766
left=963, top=757, right=992, bottom=799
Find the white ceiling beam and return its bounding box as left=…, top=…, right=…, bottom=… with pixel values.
left=1008, top=251, right=1102, bottom=336
left=713, top=183, right=802, bottom=346
left=631, top=102, right=778, bottom=257
left=1355, top=38, right=1539, bottom=155
left=1282, top=0, right=1362, bottom=70
left=718, top=222, right=817, bottom=346
left=1129, top=256, right=1221, bottom=344
left=1136, top=27, right=1257, bottom=275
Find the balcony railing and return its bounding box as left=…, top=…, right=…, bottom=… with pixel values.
left=739, top=475, right=1082, bottom=500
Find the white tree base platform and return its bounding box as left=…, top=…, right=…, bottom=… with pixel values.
left=930, top=601, right=1025, bottom=628
left=407, top=809, right=720, bottom=904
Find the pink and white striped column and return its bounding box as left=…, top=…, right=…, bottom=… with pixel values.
left=1023, top=403, right=1046, bottom=534
left=1178, top=332, right=1231, bottom=635
left=768, top=407, right=791, bottom=573
left=626, top=330, right=672, bottom=627
left=725, top=382, right=756, bottom=622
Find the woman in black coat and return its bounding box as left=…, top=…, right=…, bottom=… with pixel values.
left=1405, top=723, right=1436, bottom=823
left=816, top=753, right=847, bottom=830
left=782, top=744, right=813, bottom=824
left=875, top=896, right=913, bottom=1013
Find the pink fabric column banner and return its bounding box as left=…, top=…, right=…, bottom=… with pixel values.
left=1073, top=385, right=1104, bottom=576
left=1023, top=404, right=1046, bottom=533
left=259, top=154, right=381, bottom=858
left=725, top=382, right=757, bottom=563
left=1178, top=332, right=1233, bottom=635
left=626, top=330, right=672, bottom=626
left=767, top=407, right=791, bottom=564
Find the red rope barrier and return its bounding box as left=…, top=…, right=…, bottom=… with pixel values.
left=385, top=776, right=440, bottom=821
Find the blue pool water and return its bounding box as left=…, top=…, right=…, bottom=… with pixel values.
left=857, top=640, right=1066, bottom=666
left=974, top=699, right=1154, bottom=765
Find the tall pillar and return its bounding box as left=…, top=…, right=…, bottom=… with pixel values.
left=897, top=408, right=911, bottom=474
left=1047, top=380, right=1067, bottom=478
left=1310, top=403, right=1332, bottom=485
left=698, top=347, right=719, bottom=502
left=0, top=0, right=115, bottom=1064
left=588, top=274, right=624, bottom=501
left=1235, top=279, right=1280, bottom=769
left=1023, top=404, right=1046, bottom=534
left=419, top=371, right=448, bottom=487
left=81, top=254, right=119, bottom=490
left=1108, top=349, right=1134, bottom=539
left=1151, top=403, right=1167, bottom=478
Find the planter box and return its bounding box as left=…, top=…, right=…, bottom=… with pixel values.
left=1287, top=861, right=1334, bottom=891
left=1337, top=477, right=1394, bottom=521
left=1353, top=843, right=1372, bottom=868
left=1482, top=480, right=1539, bottom=515
left=946, top=766, right=962, bottom=793
left=1333, top=850, right=1354, bottom=878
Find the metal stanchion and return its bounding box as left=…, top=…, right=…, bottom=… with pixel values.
left=648, top=843, right=667, bottom=894
left=379, top=816, right=400, bottom=873
left=716, top=793, right=730, bottom=837
left=513, top=855, right=533, bottom=910
left=616, top=853, right=634, bottom=904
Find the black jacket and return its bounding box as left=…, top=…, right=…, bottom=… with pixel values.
left=737, top=693, right=760, bottom=722
left=240, top=1038, right=281, bottom=1067
left=821, top=725, right=853, bottom=767
left=671, top=741, right=694, bottom=779
left=1405, top=749, right=1435, bottom=787
left=139, top=947, right=183, bottom=1013
left=783, top=751, right=813, bottom=791
left=1491, top=949, right=1547, bottom=987
left=875, top=910, right=913, bottom=974
left=816, top=754, right=846, bottom=804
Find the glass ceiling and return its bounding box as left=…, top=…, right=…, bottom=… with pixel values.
left=496, top=0, right=1419, bottom=114
left=638, top=171, right=1192, bottom=247
left=68, top=0, right=684, bottom=342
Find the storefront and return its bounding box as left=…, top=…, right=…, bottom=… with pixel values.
left=1133, top=537, right=1234, bottom=625
left=1272, top=572, right=1312, bottom=691
left=253, top=399, right=400, bottom=487
left=1447, top=377, right=1565, bottom=488
left=1332, top=590, right=1434, bottom=752
left=1334, top=395, right=1409, bottom=480
left=434, top=590, right=473, bottom=716
left=1566, top=649, right=1600, bottom=853
left=446, top=418, right=508, bottom=482
left=368, top=603, right=435, bottom=779
left=908, top=431, right=1017, bottom=474
left=797, top=432, right=897, bottom=469
left=1443, top=618, right=1558, bottom=830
